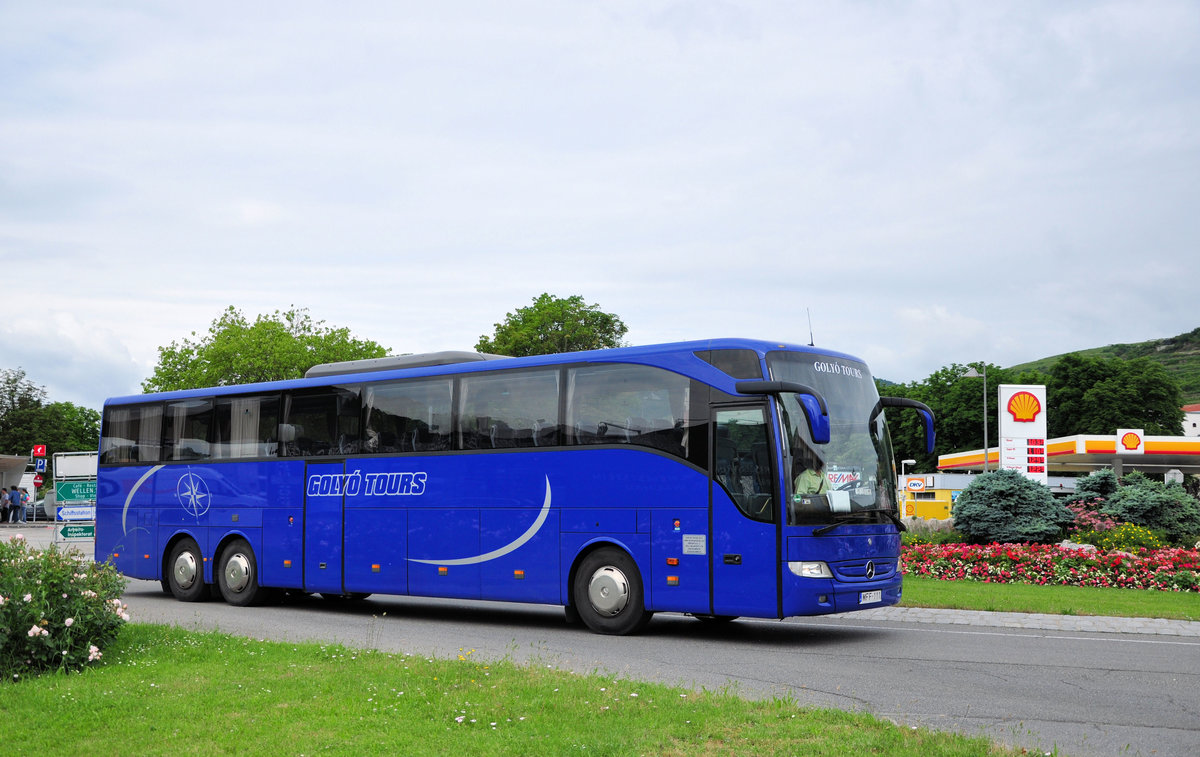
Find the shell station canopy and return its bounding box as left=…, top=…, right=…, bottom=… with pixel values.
left=938, top=433, right=1200, bottom=476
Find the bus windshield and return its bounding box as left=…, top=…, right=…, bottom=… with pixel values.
left=767, top=351, right=899, bottom=527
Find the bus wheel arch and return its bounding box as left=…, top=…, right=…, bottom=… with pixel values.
left=164, top=535, right=208, bottom=602
left=569, top=544, right=652, bottom=635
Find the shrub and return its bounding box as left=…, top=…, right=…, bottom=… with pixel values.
left=0, top=535, right=128, bottom=679
left=1102, top=472, right=1200, bottom=545
left=1070, top=468, right=1119, bottom=505
left=951, top=469, right=1075, bottom=544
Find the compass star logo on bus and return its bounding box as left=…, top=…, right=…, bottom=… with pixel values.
left=176, top=470, right=211, bottom=517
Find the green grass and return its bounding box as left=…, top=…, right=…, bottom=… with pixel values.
left=3, top=624, right=1027, bottom=757
left=901, top=576, right=1200, bottom=621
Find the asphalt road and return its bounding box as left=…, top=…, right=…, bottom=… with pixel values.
left=115, top=578, right=1200, bottom=757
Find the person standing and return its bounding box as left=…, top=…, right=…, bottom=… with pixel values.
left=0, top=487, right=9, bottom=523
left=16, top=487, right=29, bottom=522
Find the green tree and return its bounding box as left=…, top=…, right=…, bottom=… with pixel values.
left=143, top=307, right=388, bottom=392
left=1047, top=354, right=1183, bottom=437
left=475, top=293, right=629, bottom=357
left=37, top=402, right=102, bottom=455
left=0, top=369, right=48, bottom=456
left=951, top=469, right=1074, bottom=544
left=0, top=369, right=100, bottom=467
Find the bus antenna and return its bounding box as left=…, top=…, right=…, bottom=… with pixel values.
left=807, top=309, right=815, bottom=346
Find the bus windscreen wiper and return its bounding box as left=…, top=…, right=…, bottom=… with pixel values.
left=813, top=508, right=906, bottom=536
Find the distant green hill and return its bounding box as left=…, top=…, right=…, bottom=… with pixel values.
left=1010, top=327, right=1200, bottom=405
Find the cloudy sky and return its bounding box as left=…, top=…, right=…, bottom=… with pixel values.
left=2, top=1, right=1197, bottom=411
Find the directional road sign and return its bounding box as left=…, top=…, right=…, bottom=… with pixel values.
left=55, top=480, right=97, bottom=503
left=57, top=505, right=96, bottom=521
left=57, top=524, right=95, bottom=540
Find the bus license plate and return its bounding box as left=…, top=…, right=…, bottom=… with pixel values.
left=859, top=590, right=882, bottom=605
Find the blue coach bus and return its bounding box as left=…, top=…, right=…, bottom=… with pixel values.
left=95, top=339, right=933, bottom=635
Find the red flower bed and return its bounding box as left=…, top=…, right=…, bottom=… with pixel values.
left=901, top=543, right=1200, bottom=592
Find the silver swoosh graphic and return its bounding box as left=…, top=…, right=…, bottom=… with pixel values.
left=123, top=465, right=165, bottom=534
left=409, top=476, right=552, bottom=566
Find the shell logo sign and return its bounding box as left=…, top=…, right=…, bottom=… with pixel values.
left=998, top=384, right=1048, bottom=484
left=1117, top=429, right=1145, bottom=454
left=1006, top=390, right=1042, bottom=423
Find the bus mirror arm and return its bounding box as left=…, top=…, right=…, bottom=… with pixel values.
left=735, top=380, right=830, bottom=445
left=874, top=397, right=936, bottom=455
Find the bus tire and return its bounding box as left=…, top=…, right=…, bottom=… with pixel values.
left=216, top=538, right=268, bottom=607
left=572, top=547, right=652, bottom=635
left=167, top=537, right=208, bottom=602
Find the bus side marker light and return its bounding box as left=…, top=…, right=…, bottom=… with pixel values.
left=144, top=554, right=150, bottom=560
left=438, top=566, right=448, bottom=576
left=666, top=557, right=679, bottom=566
left=514, top=570, right=525, bottom=580
left=284, top=560, right=292, bottom=568
left=372, top=564, right=381, bottom=573
left=666, top=576, right=679, bottom=586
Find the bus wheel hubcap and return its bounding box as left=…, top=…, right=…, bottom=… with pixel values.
left=173, top=551, right=197, bottom=589
left=224, top=553, right=251, bottom=593
left=587, top=566, right=628, bottom=616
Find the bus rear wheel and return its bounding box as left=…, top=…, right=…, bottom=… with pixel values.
left=167, top=537, right=208, bottom=602
left=572, top=547, right=651, bottom=635
left=216, top=538, right=269, bottom=607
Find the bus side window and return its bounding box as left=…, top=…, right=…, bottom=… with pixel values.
left=282, top=387, right=361, bottom=457
left=363, top=379, right=453, bottom=454
left=213, top=395, right=281, bottom=459
left=713, top=407, right=773, bottom=523
left=458, top=370, right=559, bottom=450
left=100, top=403, right=163, bottom=464
left=162, top=399, right=214, bottom=462
left=567, top=364, right=704, bottom=465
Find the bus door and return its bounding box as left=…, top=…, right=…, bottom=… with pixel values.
left=710, top=405, right=780, bottom=618
left=304, top=460, right=346, bottom=594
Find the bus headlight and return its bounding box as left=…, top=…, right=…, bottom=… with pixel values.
left=788, top=561, right=833, bottom=578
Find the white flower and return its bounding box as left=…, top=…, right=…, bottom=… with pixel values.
left=64, top=618, right=74, bottom=627
left=23, top=593, right=32, bottom=602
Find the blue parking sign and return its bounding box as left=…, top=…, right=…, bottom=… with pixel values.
left=35, top=458, right=46, bottom=473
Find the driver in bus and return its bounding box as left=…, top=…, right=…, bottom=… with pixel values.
left=793, top=448, right=830, bottom=496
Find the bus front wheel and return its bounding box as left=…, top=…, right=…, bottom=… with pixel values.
left=572, top=547, right=652, bottom=635
left=217, top=538, right=269, bottom=607
left=167, top=538, right=208, bottom=602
